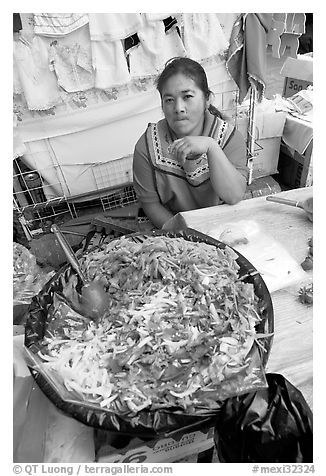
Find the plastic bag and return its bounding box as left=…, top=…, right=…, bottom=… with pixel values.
left=13, top=335, right=49, bottom=462
left=13, top=335, right=95, bottom=463
left=13, top=242, right=55, bottom=306
left=214, top=373, right=313, bottom=462
left=205, top=220, right=307, bottom=293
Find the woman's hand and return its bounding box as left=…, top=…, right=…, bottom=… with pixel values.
left=169, top=136, right=216, bottom=165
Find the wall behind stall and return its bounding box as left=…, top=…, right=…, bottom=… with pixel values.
left=21, top=87, right=165, bottom=197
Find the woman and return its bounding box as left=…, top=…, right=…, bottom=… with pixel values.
left=133, top=57, right=248, bottom=229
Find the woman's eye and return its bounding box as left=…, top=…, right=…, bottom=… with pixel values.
left=184, top=95, right=193, bottom=100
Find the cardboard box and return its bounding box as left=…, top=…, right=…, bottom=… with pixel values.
left=236, top=107, right=286, bottom=180
left=251, top=137, right=282, bottom=180
left=278, top=141, right=313, bottom=188
left=280, top=56, right=313, bottom=98
left=96, top=426, right=215, bottom=463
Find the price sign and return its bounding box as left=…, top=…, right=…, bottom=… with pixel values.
left=283, top=77, right=312, bottom=98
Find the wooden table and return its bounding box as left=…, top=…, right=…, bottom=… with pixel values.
left=166, top=186, right=313, bottom=408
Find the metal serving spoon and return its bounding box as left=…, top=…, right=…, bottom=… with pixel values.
left=51, top=225, right=110, bottom=319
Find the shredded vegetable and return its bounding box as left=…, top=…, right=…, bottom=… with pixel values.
left=38, top=235, right=263, bottom=414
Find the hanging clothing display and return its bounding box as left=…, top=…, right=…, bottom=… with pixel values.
left=128, top=17, right=186, bottom=78
left=144, top=13, right=173, bottom=22
left=13, top=35, right=62, bottom=110
left=48, top=41, right=95, bottom=93
left=226, top=13, right=272, bottom=103
left=88, top=13, right=142, bottom=41
left=181, top=13, right=229, bottom=61
left=88, top=13, right=136, bottom=89
left=216, top=13, right=240, bottom=45
left=33, top=13, right=89, bottom=37
left=90, top=39, right=130, bottom=89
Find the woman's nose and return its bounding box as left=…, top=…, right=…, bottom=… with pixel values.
left=174, top=98, right=185, bottom=113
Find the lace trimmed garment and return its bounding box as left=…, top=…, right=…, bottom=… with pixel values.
left=181, top=13, right=229, bottom=61
left=13, top=36, right=62, bottom=110
left=49, top=41, right=95, bottom=93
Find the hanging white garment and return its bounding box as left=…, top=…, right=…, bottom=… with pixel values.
left=13, top=114, right=27, bottom=159
left=48, top=41, right=95, bottom=93
left=33, top=13, right=89, bottom=36
left=144, top=13, right=172, bottom=22
left=182, top=13, right=229, bottom=61
left=88, top=13, right=142, bottom=41
left=13, top=53, right=24, bottom=95
left=88, top=13, right=136, bottom=89
left=38, top=23, right=92, bottom=51
left=128, top=19, right=186, bottom=78
left=13, top=36, right=62, bottom=110
left=90, top=39, right=130, bottom=89
left=216, top=13, right=240, bottom=46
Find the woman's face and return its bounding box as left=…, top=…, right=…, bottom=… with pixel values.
left=161, top=73, right=208, bottom=138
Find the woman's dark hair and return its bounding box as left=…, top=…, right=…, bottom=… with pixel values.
left=156, top=57, right=212, bottom=99
left=156, top=57, right=223, bottom=118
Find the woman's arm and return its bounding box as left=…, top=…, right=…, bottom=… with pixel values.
left=207, top=139, right=247, bottom=204
left=141, top=202, right=174, bottom=229
left=169, top=132, right=247, bottom=204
